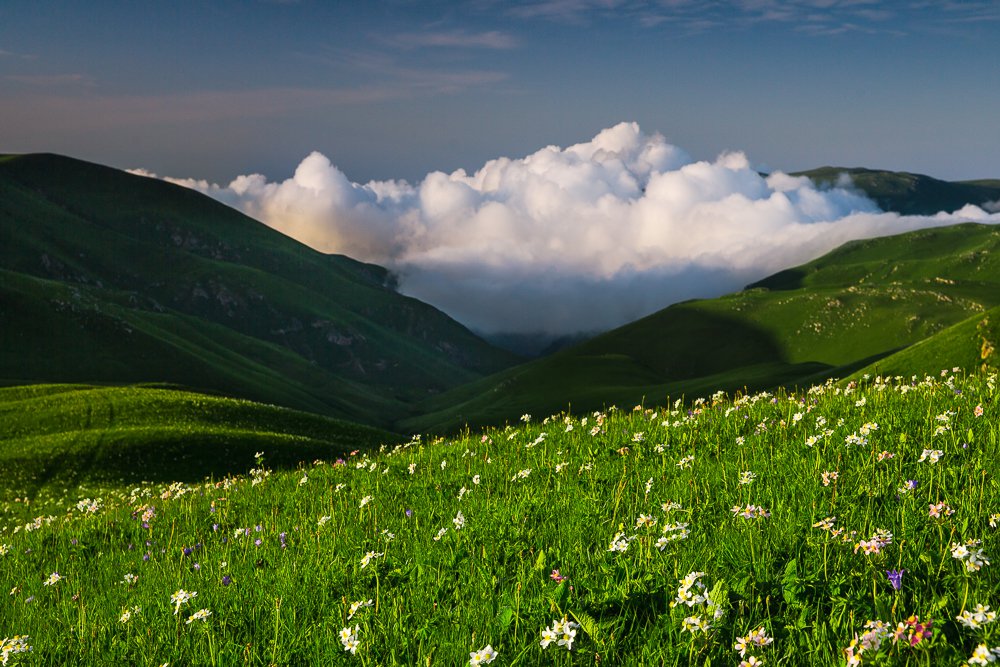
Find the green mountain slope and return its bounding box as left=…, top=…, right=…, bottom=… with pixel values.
left=0, top=153, right=519, bottom=426
left=406, top=223, right=1000, bottom=432
left=796, top=166, right=1000, bottom=215
left=846, top=305, right=1000, bottom=381
left=0, top=384, right=399, bottom=498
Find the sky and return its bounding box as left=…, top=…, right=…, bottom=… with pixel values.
left=3, top=1, right=1000, bottom=337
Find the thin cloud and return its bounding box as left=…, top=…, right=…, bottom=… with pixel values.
left=4, top=73, right=94, bottom=87
left=390, top=29, right=519, bottom=50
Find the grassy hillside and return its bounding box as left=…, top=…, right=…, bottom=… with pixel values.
left=0, top=153, right=519, bottom=427
left=796, top=166, right=1000, bottom=215
left=406, top=224, right=1000, bottom=432
left=847, top=306, right=1000, bottom=382
left=0, top=384, right=399, bottom=500
left=1, top=369, right=997, bottom=665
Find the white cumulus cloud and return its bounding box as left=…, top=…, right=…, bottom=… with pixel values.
left=131, top=122, right=1000, bottom=335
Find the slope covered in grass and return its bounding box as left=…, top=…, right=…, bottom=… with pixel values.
left=406, top=224, right=1000, bottom=432
left=0, top=153, right=519, bottom=426
left=0, top=384, right=399, bottom=500
left=0, top=369, right=997, bottom=665
left=847, top=306, right=1000, bottom=382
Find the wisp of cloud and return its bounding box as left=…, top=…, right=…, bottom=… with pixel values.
left=132, top=122, right=1000, bottom=336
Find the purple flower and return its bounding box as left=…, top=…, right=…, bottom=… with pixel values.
left=193, top=562, right=201, bottom=571
left=212, top=523, right=219, bottom=532
left=405, top=509, right=413, bottom=518
left=143, top=552, right=151, bottom=562
left=886, top=568, right=904, bottom=591
left=254, top=538, right=262, bottom=547
left=906, top=480, right=918, bottom=490
left=221, top=575, right=232, bottom=586
left=183, top=547, right=193, bottom=557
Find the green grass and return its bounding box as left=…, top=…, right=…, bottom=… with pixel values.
left=1, top=369, right=999, bottom=665
left=0, top=384, right=400, bottom=501
left=407, top=224, right=1000, bottom=432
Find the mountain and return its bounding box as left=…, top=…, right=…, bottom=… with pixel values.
left=405, top=223, right=1000, bottom=432
left=795, top=167, right=1000, bottom=215
left=0, top=153, right=520, bottom=428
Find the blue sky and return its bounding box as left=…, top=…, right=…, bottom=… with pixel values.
left=2, top=0, right=999, bottom=183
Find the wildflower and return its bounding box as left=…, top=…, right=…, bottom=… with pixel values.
left=885, top=569, right=904, bottom=591
left=952, top=540, right=990, bottom=572
left=549, top=569, right=567, bottom=583
left=854, top=529, right=893, bottom=555
left=43, top=572, right=62, bottom=586
left=682, top=616, right=711, bottom=634
left=359, top=495, right=372, bottom=508
left=347, top=599, right=374, bottom=620
left=929, top=502, right=955, bottom=519
left=893, top=615, right=932, bottom=646
left=359, top=551, right=383, bottom=569
left=990, top=513, right=1000, bottom=529
left=821, top=471, right=839, bottom=487
left=468, top=644, right=498, bottom=665
left=898, top=480, right=918, bottom=494
left=918, top=449, right=944, bottom=464
left=317, top=515, right=332, bottom=527
left=339, top=625, right=360, bottom=654
left=732, top=504, right=770, bottom=519
left=813, top=516, right=836, bottom=531
left=739, top=658, right=765, bottom=667
left=170, top=589, right=197, bottom=615
left=635, top=514, right=657, bottom=528
left=975, top=404, right=984, bottom=418
left=123, top=573, right=138, bottom=585
left=967, top=644, right=1000, bottom=665
left=877, top=451, right=894, bottom=462
left=119, top=605, right=140, bottom=623
left=677, top=455, right=694, bottom=469
left=472, top=474, right=481, bottom=485
left=734, top=626, right=774, bottom=657
left=540, top=616, right=579, bottom=651
left=185, top=609, right=212, bottom=625
left=0, top=635, right=32, bottom=664
left=433, top=527, right=448, bottom=541
left=453, top=511, right=466, bottom=530
left=645, top=477, right=653, bottom=495
left=739, top=471, right=757, bottom=485
left=408, top=463, right=417, bottom=474
left=440, top=459, right=447, bottom=470
left=608, top=532, right=631, bottom=553
left=957, top=604, right=998, bottom=629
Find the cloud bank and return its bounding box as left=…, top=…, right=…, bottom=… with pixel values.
left=133, top=122, right=1000, bottom=335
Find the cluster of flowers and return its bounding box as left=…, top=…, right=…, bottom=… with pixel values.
left=731, top=504, right=770, bottom=519
left=467, top=644, right=497, bottom=665
left=656, top=522, right=690, bottom=549
left=966, top=644, right=1000, bottom=666
left=957, top=604, right=997, bottom=630
left=539, top=616, right=580, bottom=651
left=671, top=572, right=724, bottom=635
left=843, top=616, right=932, bottom=666
left=339, top=626, right=360, bottom=654
left=854, top=529, right=893, bottom=555
left=952, top=540, right=990, bottom=572
left=734, top=626, right=773, bottom=666
left=1, top=635, right=31, bottom=665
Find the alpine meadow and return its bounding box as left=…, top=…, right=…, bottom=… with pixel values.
left=4, top=2, right=1000, bottom=664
